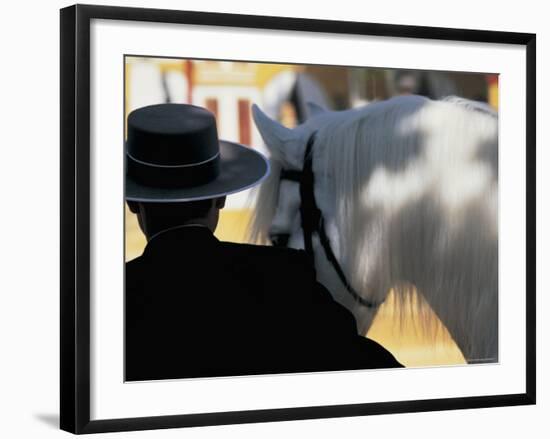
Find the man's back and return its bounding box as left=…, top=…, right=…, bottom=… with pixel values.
left=125, top=225, right=401, bottom=381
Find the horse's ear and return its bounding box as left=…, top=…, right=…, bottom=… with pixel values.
left=252, top=104, right=303, bottom=167
left=306, top=101, right=327, bottom=118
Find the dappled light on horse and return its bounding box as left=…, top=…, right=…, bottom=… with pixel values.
left=250, top=95, right=498, bottom=365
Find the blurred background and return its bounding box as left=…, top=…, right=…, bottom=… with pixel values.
left=125, top=56, right=498, bottom=367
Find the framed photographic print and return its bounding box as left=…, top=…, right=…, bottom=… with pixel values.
left=60, top=4, right=536, bottom=434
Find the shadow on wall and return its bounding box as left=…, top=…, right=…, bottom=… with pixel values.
left=34, top=413, right=59, bottom=430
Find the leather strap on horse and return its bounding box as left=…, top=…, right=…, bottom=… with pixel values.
left=280, top=132, right=381, bottom=309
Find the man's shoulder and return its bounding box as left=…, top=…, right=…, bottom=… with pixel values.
left=220, top=241, right=310, bottom=267
left=126, top=254, right=144, bottom=270
left=220, top=240, right=304, bottom=255
left=125, top=254, right=146, bottom=284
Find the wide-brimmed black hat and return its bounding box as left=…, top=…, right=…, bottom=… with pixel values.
left=125, top=103, right=270, bottom=202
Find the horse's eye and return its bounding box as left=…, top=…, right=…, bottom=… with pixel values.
left=269, top=233, right=290, bottom=248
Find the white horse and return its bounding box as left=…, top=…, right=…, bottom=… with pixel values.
left=250, top=95, right=498, bottom=364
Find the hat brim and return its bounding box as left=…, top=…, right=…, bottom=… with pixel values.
left=126, top=140, right=270, bottom=202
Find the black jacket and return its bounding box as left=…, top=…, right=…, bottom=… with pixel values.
left=125, top=225, right=402, bottom=381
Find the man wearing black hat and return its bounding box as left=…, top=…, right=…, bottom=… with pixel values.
left=125, top=104, right=402, bottom=381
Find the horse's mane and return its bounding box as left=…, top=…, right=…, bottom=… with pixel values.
left=248, top=159, right=281, bottom=244
left=250, top=96, right=498, bottom=358
left=251, top=95, right=496, bottom=238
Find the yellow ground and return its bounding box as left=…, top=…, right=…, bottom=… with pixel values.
left=125, top=207, right=466, bottom=367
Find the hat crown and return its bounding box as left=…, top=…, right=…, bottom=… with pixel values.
left=125, top=103, right=270, bottom=202
left=127, top=104, right=219, bottom=166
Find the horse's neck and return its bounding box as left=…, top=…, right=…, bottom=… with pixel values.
left=337, top=195, right=498, bottom=364
left=312, top=97, right=498, bottom=363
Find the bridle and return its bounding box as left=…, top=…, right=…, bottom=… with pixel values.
left=276, top=132, right=382, bottom=309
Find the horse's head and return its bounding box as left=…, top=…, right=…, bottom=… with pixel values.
left=251, top=102, right=382, bottom=333
left=250, top=102, right=330, bottom=246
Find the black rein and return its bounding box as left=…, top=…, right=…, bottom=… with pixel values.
left=279, top=133, right=381, bottom=309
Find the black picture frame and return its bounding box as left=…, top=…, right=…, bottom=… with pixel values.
left=60, top=3, right=536, bottom=434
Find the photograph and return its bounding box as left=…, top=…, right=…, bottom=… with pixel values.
left=58, top=4, right=535, bottom=434
left=0, top=0, right=545, bottom=437
left=124, top=56, right=499, bottom=381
